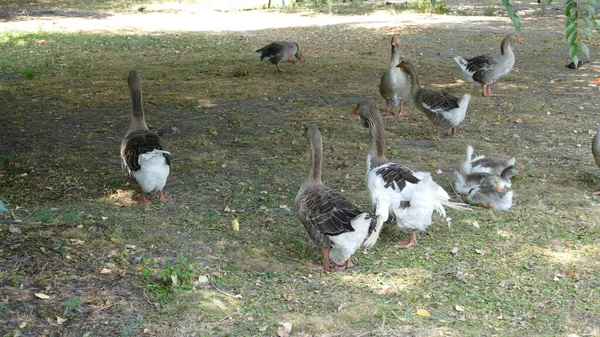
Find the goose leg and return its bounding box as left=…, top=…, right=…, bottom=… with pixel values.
left=138, top=186, right=151, bottom=204
left=384, top=99, right=391, bottom=114
left=332, top=258, right=353, bottom=271
left=436, top=124, right=442, bottom=138
left=483, top=84, right=493, bottom=97
left=397, top=100, right=405, bottom=116
left=307, top=247, right=332, bottom=271
left=593, top=191, right=600, bottom=195
left=275, top=64, right=283, bottom=72
left=158, top=190, right=166, bottom=202
left=450, top=126, right=457, bottom=136
left=480, top=83, right=488, bottom=96
left=395, top=232, right=417, bottom=248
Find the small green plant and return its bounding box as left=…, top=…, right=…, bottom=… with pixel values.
left=140, top=254, right=199, bottom=294
left=9, top=276, right=20, bottom=286
left=22, top=68, right=39, bottom=80
left=61, top=296, right=84, bottom=319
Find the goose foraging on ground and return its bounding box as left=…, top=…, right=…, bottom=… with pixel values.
left=255, top=41, right=304, bottom=72
left=295, top=125, right=374, bottom=271
left=380, top=36, right=411, bottom=116
left=397, top=60, right=471, bottom=137
left=454, top=34, right=522, bottom=97
left=121, top=70, right=171, bottom=203
left=460, top=145, right=516, bottom=175
left=454, top=165, right=517, bottom=195
left=467, top=176, right=513, bottom=211
left=351, top=102, right=469, bottom=248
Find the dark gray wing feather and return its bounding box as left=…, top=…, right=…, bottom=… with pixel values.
left=375, top=164, right=421, bottom=191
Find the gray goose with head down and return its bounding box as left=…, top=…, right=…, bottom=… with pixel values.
left=454, top=34, right=522, bottom=97
left=295, top=125, right=373, bottom=271
left=255, top=41, right=304, bottom=72
left=397, top=60, right=471, bottom=138
left=120, top=70, right=171, bottom=203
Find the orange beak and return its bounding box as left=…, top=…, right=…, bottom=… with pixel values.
left=350, top=108, right=357, bottom=115
left=299, top=56, right=305, bottom=63
left=591, top=76, right=600, bottom=86
left=516, top=37, right=523, bottom=44
left=391, top=36, right=398, bottom=45
left=495, top=184, right=502, bottom=192
left=396, top=61, right=404, bottom=68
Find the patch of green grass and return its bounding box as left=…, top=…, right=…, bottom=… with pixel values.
left=61, top=296, right=84, bottom=319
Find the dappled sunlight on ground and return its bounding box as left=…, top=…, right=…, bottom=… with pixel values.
left=340, top=267, right=432, bottom=294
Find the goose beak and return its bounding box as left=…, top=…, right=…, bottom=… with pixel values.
left=516, top=37, right=523, bottom=44
left=350, top=107, right=357, bottom=115
left=396, top=62, right=404, bottom=68
left=299, top=56, right=305, bottom=63
left=391, top=36, right=398, bottom=45
left=495, top=184, right=502, bottom=192
left=591, top=76, right=600, bottom=86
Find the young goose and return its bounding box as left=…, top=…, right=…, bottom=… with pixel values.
left=467, top=176, right=513, bottom=211
left=454, top=165, right=518, bottom=195
left=379, top=36, right=411, bottom=116
left=295, top=125, right=373, bottom=271
left=460, top=145, right=516, bottom=175
left=121, top=70, right=171, bottom=204
left=454, top=34, right=522, bottom=97
left=351, top=103, right=468, bottom=248
left=255, top=41, right=304, bottom=72
left=397, top=60, right=471, bottom=137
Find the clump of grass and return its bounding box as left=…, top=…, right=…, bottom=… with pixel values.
left=140, top=254, right=199, bottom=296
left=61, top=296, right=84, bottom=319
left=22, top=68, right=39, bottom=80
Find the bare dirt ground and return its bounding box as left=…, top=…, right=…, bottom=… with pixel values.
left=1, top=2, right=600, bottom=336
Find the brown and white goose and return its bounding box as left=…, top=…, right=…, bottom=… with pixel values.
left=591, top=76, right=600, bottom=195
left=454, top=34, right=522, bottom=97
left=120, top=70, right=171, bottom=204
left=397, top=60, right=471, bottom=137
left=379, top=36, right=411, bottom=116
left=255, top=41, right=304, bottom=72
left=467, top=176, right=513, bottom=211
left=351, top=103, right=468, bottom=248
left=460, top=145, right=516, bottom=175
left=295, top=125, right=373, bottom=271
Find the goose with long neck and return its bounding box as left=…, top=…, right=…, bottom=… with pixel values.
left=454, top=34, right=522, bottom=97
left=379, top=36, right=411, bottom=116
left=467, top=176, right=513, bottom=211
left=351, top=103, right=469, bottom=248
left=461, top=144, right=516, bottom=175
left=397, top=60, right=471, bottom=138
left=255, top=41, right=304, bottom=72
left=120, top=70, right=171, bottom=204
left=295, top=125, right=373, bottom=271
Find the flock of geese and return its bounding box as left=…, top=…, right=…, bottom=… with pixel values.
left=119, top=34, right=596, bottom=272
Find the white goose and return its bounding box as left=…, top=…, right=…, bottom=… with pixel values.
left=351, top=103, right=468, bottom=248
left=460, top=145, right=516, bottom=175
left=295, top=125, right=374, bottom=271
left=120, top=70, right=171, bottom=203
left=467, top=176, right=513, bottom=211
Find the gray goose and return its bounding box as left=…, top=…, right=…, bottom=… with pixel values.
left=454, top=34, right=522, bottom=97
left=120, top=70, right=171, bottom=203
left=467, top=176, right=513, bottom=211
left=379, top=36, right=411, bottom=116
left=460, top=145, right=516, bottom=175
left=397, top=60, right=471, bottom=137
left=255, top=41, right=304, bottom=72
left=295, top=125, right=373, bottom=271
left=454, top=165, right=517, bottom=195
left=351, top=103, right=469, bottom=248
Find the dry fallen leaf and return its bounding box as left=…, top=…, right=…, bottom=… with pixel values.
left=337, top=303, right=347, bottom=312
left=277, top=322, right=292, bottom=337
left=231, top=218, right=240, bottom=231
left=19, top=322, right=27, bottom=328
left=35, top=293, right=50, bottom=299
left=100, top=268, right=112, bottom=274
left=455, top=305, right=465, bottom=312
left=416, top=309, right=431, bottom=317
left=263, top=217, right=274, bottom=223
left=515, top=118, right=523, bottom=124
left=475, top=249, right=485, bottom=255
left=472, top=221, right=480, bottom=228
left=57, top=316, right=67, bottom=325
left=170, top=274, right=178, bottom=286
left=451, top=247, right=459, bottom=255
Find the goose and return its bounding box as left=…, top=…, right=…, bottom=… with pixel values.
left=591, top=76, right=600, bottom=195
left=467, top=176, right=513, bottom=211
left=351, top=102, right=468, bottom=248
left=255, top=41, right=304, bottom=72
left=454, top=165, right=518, bottom=195
left=454, top=34, right=522, bottom=97
left=295, top=125, right=374, bottom=271
left=460, top=145, right=516, bottom=175
left=379, top=36, right=411, bottom=116
left=120, top=70, right=171, bottom=204
left=397, top=60, right=471, bottom=137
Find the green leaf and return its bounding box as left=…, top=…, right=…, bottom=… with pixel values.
left=569, top=43, right=579, bottom=59
left=583, top=4, right=596, bottom=15
left=566, top=21, right=578, bottom=38
left=567, top=27, right=578, bottom=44
left=581, top=27, right=592, bottom=40
left=589, top=0, right=597, bottom=6
left=584, top=16, right=594, bottom=29
left=566, top=0, right=578, bottom=15
left=431, top=0, right=437, bottom=6
left=580, top=41, right=590, bottom=58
